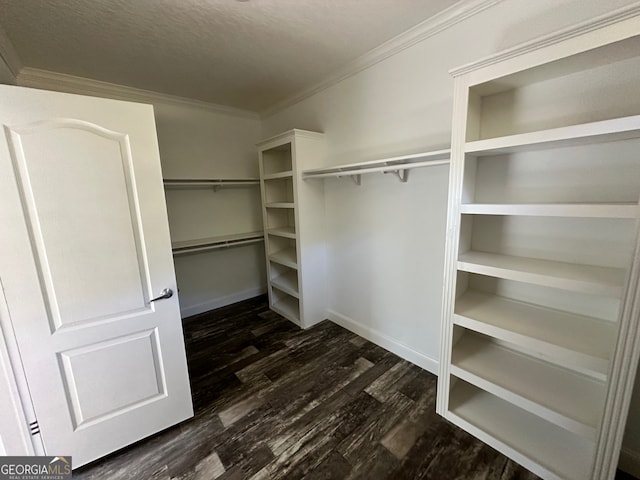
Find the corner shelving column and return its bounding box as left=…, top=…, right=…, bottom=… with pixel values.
left=258, top=129, right=326, bottom=328
left=439, top=16, right=640, bottom=480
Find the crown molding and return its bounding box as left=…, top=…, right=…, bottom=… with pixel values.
left=17, top=67, right=260, bottom=119
left=260, top=0, right=502, bottom=118
left=0, top=24, right=22, bottom=81
left=449, top=1, right=640, bottom=76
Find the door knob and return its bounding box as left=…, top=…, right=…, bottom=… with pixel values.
left=149, top=288, right=173, bottom=303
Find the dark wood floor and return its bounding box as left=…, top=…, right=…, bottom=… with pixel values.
left=74, top=296, right=631, bottom=479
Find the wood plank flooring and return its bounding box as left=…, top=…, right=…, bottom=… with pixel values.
left=74, top=295, right=601, bottom=479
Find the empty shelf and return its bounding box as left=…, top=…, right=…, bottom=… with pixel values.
left=271, top=271, right=299, bottom=298
left=265, top=202, right=295, bottom=209
left=466, top=115, right=640, bottom=156
left=451, top=333, right=605, bottom=438
left=458, top=251, right=626, bottom=297
left=454, top=290, right=614, bottom=379
left=271, top=294, right=300, bottom=325
left=269, top=248, right=298, bottom=269
left=447, top=381, right=594, bottom=480
left=172, top=232, right=264, bottom=255
left=267, top=227, right=296, bottom=239
left=460, top=203, right=639, bottom=218
left=263, top=171, right=293, bottom=180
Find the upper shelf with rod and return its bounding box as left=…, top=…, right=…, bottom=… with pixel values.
left=164, top=178, right=260, bottom=191
left=302, top=148, right=450, bottom=185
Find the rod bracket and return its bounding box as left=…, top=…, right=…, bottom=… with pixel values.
left=336, top=174, right=362, bottom=186
left=383, top=169, right=409, bottom=183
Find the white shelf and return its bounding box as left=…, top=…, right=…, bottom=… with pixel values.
left=164, top=178, right=260, bottom=188
left=172, top=231, right=264, bottom=255
left=460, top=203, right=639, bottom=218
left=269, top=248, right=298, bottom=269
left=466, top=115, right=640, bottom=156
left=302, top=148, right=450, bottom=182
left=440, top=23, right=640, bottom=480
left=270, top=271, right=299, bottom=298
left=454, top=290, right=614, bottom=380
left=263, top=171, right=293, bottom=180
left=458, top=251, right=626, bottom=297
left=451, top=333, right=605, bottom=438
left=447, top=381, right=594, bottom=480
left=267, top=227, right=296, bottom=239
left=271, top=293, right=300, bottom=325
left=265, top=202, right=295, bottom=209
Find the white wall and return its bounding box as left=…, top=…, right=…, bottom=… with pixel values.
left=0, top=57, right=15, bottom=85
left=261, top=0, right=640, bottom=470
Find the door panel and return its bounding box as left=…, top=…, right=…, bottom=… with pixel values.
left=59, top=328, right=165, bottom=429
left=8, top=120, right=149, bottom=329
left=0, top=85, right=193, bottom=467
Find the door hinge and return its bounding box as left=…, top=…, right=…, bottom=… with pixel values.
left=29, top=420, right=40, bottom=436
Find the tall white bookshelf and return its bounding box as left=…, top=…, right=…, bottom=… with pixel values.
left=257, top=130, right=327, bottom=328
left=438, top=12, right=640, bottom=480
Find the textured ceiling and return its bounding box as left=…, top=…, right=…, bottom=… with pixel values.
left=0, top=0, right=459, bottom=112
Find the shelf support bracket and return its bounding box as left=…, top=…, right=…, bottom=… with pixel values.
left=384, top=169, right=409, bottom=183
left=336, top=174, right=362, bottom=186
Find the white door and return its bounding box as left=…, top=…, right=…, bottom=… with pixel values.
left=0, top=85, right=193, bottom=467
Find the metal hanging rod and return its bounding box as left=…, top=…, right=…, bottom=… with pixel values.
left=302, top=149, right=450, bottom=185
left=164, top=179, right=260, bottom=189
left=172, top=232, right=264, bottom=256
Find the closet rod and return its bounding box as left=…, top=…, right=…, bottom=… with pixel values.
left=172, top=237, right=264, bottom=256
left=304, top=159, right=450, bottom=180
left=164, top=179, right=260, bottom=188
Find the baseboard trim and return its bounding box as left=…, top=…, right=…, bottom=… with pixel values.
left=180, top=286, right=267, bottom=318
left=619, top=447, right=640, bottom=478
left=327, top=309, right=439, bottom=375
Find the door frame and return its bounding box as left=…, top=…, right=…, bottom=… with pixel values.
left=0, top=278, right=43, bottom=455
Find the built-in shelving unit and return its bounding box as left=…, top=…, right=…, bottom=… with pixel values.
left=438, top=18, right=640, bottom=480
left=302, top=149, right=450, bottom=184
left=258, top=129, right=326, bottom=328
